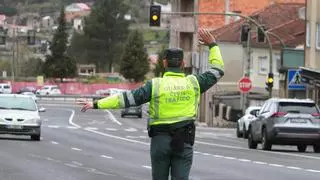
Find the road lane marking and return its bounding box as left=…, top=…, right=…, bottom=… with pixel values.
left=223, top=156, right=236, bottom=160
left=67, top=109, right=80, bottom=128
left=142, top=165, right=151, bottom=169
left=67, top=126, right=79, bottom=129
left=105, top=110, right=122, bottom=125
left=252, top=161, right=267, bottom=165
left=84, top=127, right=98, bottom=130
left=268, top=164, right=284, bottom=167
left=71, top=147, right=82, bottom=151
left=72, top=161, right=83, bottom=166
left=47, top=125, right=60, bottom=128
left=106, top=128, right=117, bottom=131
left=305, top=169, right=320, bottom=173
left=51, top=141, right=59, bottom=145
left=286, top=166, right=302, bottom=170
left=101, top=155, right=113, bottom=159
left=124, top=128, right=137, bottom=132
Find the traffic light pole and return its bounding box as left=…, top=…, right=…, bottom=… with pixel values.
left=162, top=11, right=274, bottom=97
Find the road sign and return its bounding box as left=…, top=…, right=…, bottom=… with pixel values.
left=238, top=77, right=252, bottom=93
left=287, top=69, right=305, bottom=90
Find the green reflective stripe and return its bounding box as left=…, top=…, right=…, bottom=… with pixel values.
left=188, top=75, right=200, bottom=111
left=149, top=116, right=196, bottom=126
left=118, top=94, right=125, bottom=108
left=153, top=79, right=160, bottom=119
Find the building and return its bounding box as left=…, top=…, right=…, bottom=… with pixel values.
left=199, top=0, right=306, bottom=30
left=210, top=2, right=305, bottom=96
left=0, top=14, right=6, bottom=26
left=300, top=0, right=320, bottom=105
left=65, top=3, right=91, bottom=31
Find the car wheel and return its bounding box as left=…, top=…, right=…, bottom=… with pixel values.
left=243, top=124, right=248, bottom=139
left=313, top=144, right=320, bottom=153
left=236, top=122, right=242, bottom=138
left=297, top=145, right=307, bottom=152
left=261, top=128, right=272, bottom=151
left=248, top=127, right=257, bottom=149
left=31, top=134, right=41, bottom=141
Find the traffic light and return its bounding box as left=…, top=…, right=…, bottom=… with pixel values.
left=240, top=23, right=250, bottom=42
left=265, top=73, right=274, bottom=92
left=27, top=30, right=36, bottom=45
left=149, top=5, right=161, bottom=27
left=257, top=25, right=266, bottom=43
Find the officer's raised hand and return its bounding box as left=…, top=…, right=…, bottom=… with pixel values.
left=77, top=100, right=93, bottom=112
left=198, top=28, right=216, bottom=45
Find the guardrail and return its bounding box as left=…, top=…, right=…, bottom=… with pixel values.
left=36, top=94, right=106, bottom=102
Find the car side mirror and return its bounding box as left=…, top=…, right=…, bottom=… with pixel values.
left=39, top=107, right=46, bottom=112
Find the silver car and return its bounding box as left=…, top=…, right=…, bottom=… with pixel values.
left=0, top=94, right=45, bottom=141
left=248, top=98, right=320, bottom=153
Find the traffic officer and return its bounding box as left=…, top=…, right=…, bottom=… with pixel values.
left=79, top=28, right=224, bottom=180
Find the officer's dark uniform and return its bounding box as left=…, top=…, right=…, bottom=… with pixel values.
left=93, top=43, right=224, bottom=180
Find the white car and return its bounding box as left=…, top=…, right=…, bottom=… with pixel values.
left=21, top=92, right=38, bottom=102
left=0, top=94, right=45, bottom=141
left=36, top=85, right=62, bottom=95
left=0, top=83, right=12, bottom=94
left=236, top=106, right=261, bottom=138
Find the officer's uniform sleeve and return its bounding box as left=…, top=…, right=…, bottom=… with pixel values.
left=93, top=80, right=152, bottom=109
left=194, top=43, right=224, bottom=93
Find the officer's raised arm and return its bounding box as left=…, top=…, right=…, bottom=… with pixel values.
left=195, top=28, right=224, bottom=93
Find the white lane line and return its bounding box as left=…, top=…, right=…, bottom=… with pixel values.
left=71, top=147, right=82, bottom=151
left=105, top=128, right=117, bottom=131
left=286, top=166, right=302, bottom=170
left=47, top=125, right=60, bottom=128
left=305, top=169, right=320, bottom=173
left=143, top=130, right=148, bottom=133
left=101, top=155, right=113, bottom=159
left=124, top=128, right=137, bottom=132
left=212, top=155, right=224, bottom=158
left=142, top=165, right=151, bottom=169
left=84, top=129, right=149, bottom=146
left=65, top=163, right=78, bottom=168
left=238, top=159, right=251, bottom=162
left=51, top=141, right=59, bottom=145
left=67, top=109, right=80, bottom=128
left=84, top=127, right=98, bottom=131
left=223, top=156, right=236, bottom=160
left=139, top=136, right=147, bottom=139
left=67, top=126, right=79, bottom=129
left=105, top=110, right=122, bottom=125
left=201, top=153, right=210, bottom=156
left=253, top=161, right=267, bottom=165
left=195, top=140, right=320, bottom=161
left=72, top=161, right=83, bottom=166
left=269, top=164, right=284, bottom=168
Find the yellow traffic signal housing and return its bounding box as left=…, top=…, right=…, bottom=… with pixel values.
left=149, top=5, right=161, bottom=27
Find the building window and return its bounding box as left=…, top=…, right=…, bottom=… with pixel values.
left=306, top=21, right=310, bottom=47
left=258, top=56, right=268, bottom=74
left=316, top=23, right=320, bottom=49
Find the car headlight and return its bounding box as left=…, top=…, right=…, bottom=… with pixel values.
left=27, top=118, right=41, bottom=124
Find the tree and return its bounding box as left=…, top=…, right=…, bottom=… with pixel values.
left=120, top=30, right=149, bottom=82
left=43, top=7, right=77, bottom=82
left=80, top=0, right=130, bottom=72
left=154, top=45, right=167, bottom=77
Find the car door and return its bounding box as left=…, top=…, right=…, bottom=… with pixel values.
left=254, top=100, right=271, bottom=139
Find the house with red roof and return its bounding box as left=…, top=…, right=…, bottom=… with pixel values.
left=210, top=2, right=305, bottom=95
left=65, top=3, right=91, bottom=31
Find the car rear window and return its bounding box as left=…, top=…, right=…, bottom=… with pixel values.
left=278, top=102, right=319, bottom=114
left=3, top=85, right=10, bottom=89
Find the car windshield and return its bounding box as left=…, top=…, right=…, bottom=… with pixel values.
left=278, top=102, right=320, bottom=114
left=0, top=96, right=37, bottom=111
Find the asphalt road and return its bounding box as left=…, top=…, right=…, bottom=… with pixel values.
left=0, top=101, right=319, bottom=180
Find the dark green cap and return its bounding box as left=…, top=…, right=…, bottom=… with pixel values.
left=164, top=48, right=183, bottom=67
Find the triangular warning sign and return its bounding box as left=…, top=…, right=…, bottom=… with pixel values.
left=289, top=71, right=301, bottom=85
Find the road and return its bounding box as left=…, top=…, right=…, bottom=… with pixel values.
left=0, top=101, right=319, bottom=180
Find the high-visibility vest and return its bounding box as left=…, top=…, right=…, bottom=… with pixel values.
left=149, top=72, right=200, bottom=126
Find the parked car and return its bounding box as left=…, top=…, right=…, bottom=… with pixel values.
left=0, top=83, right=12, bottom=94
left=121, top=106, right=142, bottom=118
left=36, top=85, right=62, bottom=95
left=248, top=98, right=320, bottom=153
left=0, top=94, right=45, bottom=141
left=21, top=92, right=38, bottom=102
left=16, top=86, right=37, bottom=94
left=237, top=106, right=261, bottom=138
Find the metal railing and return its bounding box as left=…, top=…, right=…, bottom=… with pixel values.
left=36, top=94, right=106, bottom=102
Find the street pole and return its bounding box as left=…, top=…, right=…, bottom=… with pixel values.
left=242, top=21, right=251, bottom=114
left=162, top=11, right=274, bottom=97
